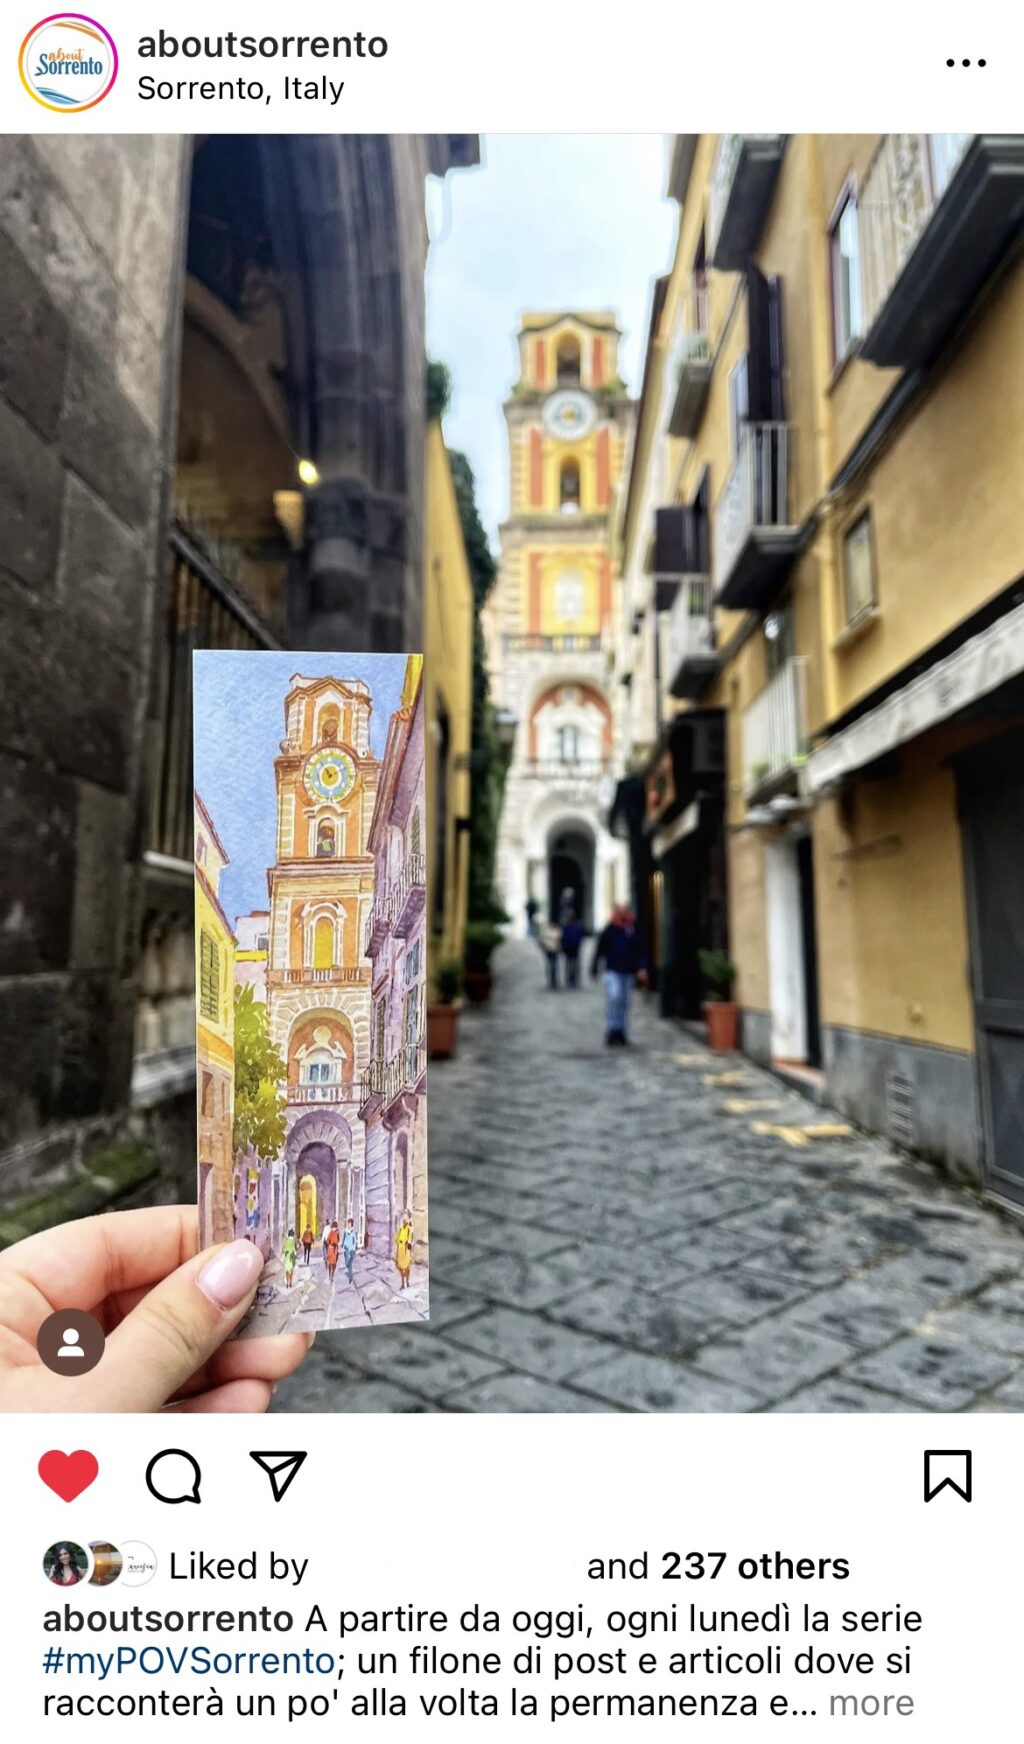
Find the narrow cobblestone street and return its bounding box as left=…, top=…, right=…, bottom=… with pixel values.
left=274, top=941, right=1024, bottom=1413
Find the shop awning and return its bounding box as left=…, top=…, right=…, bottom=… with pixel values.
left=806, top=596, right=1024, bottom=795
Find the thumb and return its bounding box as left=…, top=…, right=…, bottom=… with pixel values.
left=85, top=1240, right=266, bottom=1412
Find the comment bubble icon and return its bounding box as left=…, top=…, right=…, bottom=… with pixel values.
left=145, top=1449, right=202, bottom=1505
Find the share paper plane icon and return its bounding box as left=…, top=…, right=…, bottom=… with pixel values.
left=249, top=1451, right=308, bottom=1502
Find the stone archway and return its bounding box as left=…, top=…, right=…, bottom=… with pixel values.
left=283, top=1109, right=353, bottom=1244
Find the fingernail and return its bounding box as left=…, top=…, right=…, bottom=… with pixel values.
left=197, top=1241, right=264, bottom=1310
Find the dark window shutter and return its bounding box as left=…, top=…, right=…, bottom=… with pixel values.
left=746, top=268, right=786, bottom=421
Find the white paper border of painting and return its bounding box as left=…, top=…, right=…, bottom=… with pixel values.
left=193, top=649, right=429, bottom=1338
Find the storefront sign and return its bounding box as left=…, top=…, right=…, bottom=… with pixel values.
left=645, top=749, right=676, bottom=823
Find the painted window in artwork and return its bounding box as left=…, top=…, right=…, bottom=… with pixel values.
left=374, top=999, right=386, bottom=1060
left=554, top=569, right=585, bottom=622
left=410, top=807, right=421, bottom=859
left=313, top=916, right=334, bottom=969
left=256, top=934, right=269, bottom=952
left=316, top=820, right=336, bottom=858
left=319, top=704, right=340, bottom=742
left=199, top=931, right=219, bottom=1019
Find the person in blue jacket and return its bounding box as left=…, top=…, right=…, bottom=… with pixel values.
left=591, top=904, right=648, bottom=1045
left=560, top=910, right=585, bottom=988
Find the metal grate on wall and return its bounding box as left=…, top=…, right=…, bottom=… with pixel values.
left=886, top=1071, right=917, bottom=1150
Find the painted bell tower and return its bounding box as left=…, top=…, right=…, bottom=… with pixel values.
left=491, top=312, right=633, bottom=930
left=265, top=675, right=378, bottom=1244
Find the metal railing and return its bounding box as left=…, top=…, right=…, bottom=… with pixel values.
left=147, top=523, right=280, bottom=863
left=504, top=634, right=602, bottom=653
left=364, top=894, right=390, bottom=956
left=671, top=326, right=711, bottom=377
left=859, top=134, right=972, bottom=335
left=667, top=576, right=714, bottom=674
left=714, top=423, right=792, bottom=596
left=384, top=1038, right=426, bottom=1106
left=742, top=657, right=809, bottom=795
left=522, top=757, right=610, bottom=779
left=363, top=853, right=426, bottom=954
left=359, top=1059, right=387, bottom=1106
left=269, top=966, right=368, bottom=987
left=290, top=1080, right=354, bottom=1106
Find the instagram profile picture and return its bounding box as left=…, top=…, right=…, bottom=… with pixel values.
left=118, top=1541, right=157, bottom=1587
left=88, top=1541, right=123, bottom=1586
left=43, top=1542, right=90, bottom=1587
left=19, top=14, right=118, bottom=113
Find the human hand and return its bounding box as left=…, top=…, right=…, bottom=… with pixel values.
left=0, top=1206, right=312, bottom=1414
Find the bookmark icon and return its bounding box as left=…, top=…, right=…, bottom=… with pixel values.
left=249, top=1450, right=308, bottom=1502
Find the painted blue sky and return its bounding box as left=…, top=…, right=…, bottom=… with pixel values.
left=193, top=650, right=408, bottom=928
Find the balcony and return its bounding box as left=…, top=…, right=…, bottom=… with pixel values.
left=290, top=1080, right=355, bottom=1106
left=667, top=577, right=716, bottom=700
left=522, top=757, right=610, bottom=780
left=384, top=1038, right=426, bottom=1109
left=391, top=851, right=426, bottom=940
left=742, top=657, right=808, bottom=801
left=859, top=135, right=1024, bottom=369
left=713, top=422, right=800, bottom=610
left=708, top=135, right=786, bottom=270
left=504, top=634, right=602, bottom=654
left=359, top=1058, right=387, bottom=1115
left=667, top=330, right=712, bottom=439
left=268, top=966, right=370, bottom=988
left=364, top=893, right=389, bottom=957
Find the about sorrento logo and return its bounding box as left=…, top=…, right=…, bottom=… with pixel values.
left=19, top=13, right=117, bottom=112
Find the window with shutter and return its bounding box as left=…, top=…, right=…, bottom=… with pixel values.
left=200, top=931, right=219, bottom=1020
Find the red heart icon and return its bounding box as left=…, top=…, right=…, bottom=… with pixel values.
left=38, top=1450, right=99, bottom=1502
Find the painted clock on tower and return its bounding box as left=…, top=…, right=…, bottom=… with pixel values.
left=542, top=388, right=598, bottom=442
left=303, top=745, right=357, bottom=804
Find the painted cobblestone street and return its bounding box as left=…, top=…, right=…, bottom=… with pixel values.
left=273, top=941, right=1024, bottom=1413
left=246, top=1249, right=429, bottom=1337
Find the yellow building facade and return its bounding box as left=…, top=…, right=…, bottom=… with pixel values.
left=423, top=422, right=474, bottom=978
left=493, top=312, right=632, bottom=930
left=194, top=793, right=236, bottom=1242
left=620, top=134, right=1024, bottom=1193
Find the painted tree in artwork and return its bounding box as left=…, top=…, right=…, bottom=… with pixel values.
left=233, top=985, right=287, bottom=1162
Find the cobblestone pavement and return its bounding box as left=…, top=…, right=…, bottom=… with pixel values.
left=273, top=941, right=1024, bottom=1414
left=245, top=1249, right=428, bottom=1337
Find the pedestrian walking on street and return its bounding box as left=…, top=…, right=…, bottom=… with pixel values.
left=592, top=904, right=648, bottom=1046
left=325, top=1220, right=340, bottom=1284
left=395, top=1210, right=414, bottom=1289
left=321, top=1220, right=330, bottom=1265
left=525, top=895, right=539, bottom=938
left=560, top=910, right=585, bottom=988
left=539, top=917, right=562, bottom=989
left=282, top=1227, right=298, bottom=1289
left=301, top=1224, right=313, bottom=1267
left=342, top=1217, right=357, bottom=1285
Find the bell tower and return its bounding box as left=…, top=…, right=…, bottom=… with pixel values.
left=491, top=312, right=633, bottom=930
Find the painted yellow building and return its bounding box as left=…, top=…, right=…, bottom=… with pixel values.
left=492, top=312, right=632, bottom=929
left=619, top=135, right=1024, bottom=1193
left=194, top=793, right=236, bottom=1242
left=423, top=422, right=473, bottom=978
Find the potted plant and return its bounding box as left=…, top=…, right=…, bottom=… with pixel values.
left=427, top=959, right=462, bottom=1059
left=462, top=921, right=502, bottom=1004
left=698, top=948, right=739, bottom=1051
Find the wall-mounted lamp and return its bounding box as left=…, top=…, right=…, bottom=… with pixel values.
left=297, top=458, right=320, bottom=487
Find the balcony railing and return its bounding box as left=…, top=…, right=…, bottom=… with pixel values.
left=364, top=894, right=389, bottom=956
left=290, top=1080, right=355, bottom=1106
left=708, top=134, right=786, bottom=270
left=666, top=576, right=716, bottom=700
left=667, top=329, right=712, bottom=439
left=742, top=657, right=809, bottom=799
left=504, top=634, right=602, bottom=653
left=522, top=757, right=610, bottom=780
left=360, top=1040, right=426, bottom=1115
left=391, top=851, right=426, bottom=940
left=713, top=422, right=799, bottom=610
left=858, top=134, right=1023, bottom=368
left=268, top=966, right=369, bottom=988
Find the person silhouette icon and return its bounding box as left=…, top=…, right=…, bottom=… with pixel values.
left=58, top=1328, right=85, bottom=1360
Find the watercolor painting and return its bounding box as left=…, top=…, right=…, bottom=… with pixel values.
left=193, top=650, right=428, bottom=1336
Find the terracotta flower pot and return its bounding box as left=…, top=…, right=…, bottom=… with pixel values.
left=706, top=999, right=740, bottom=1052
left=463, top=968, right=493, bottom=1005
left=427, top=1002, right=459, bottom=1059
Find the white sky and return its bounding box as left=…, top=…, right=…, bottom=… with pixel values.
left=425, top=134, right=679, bottom=545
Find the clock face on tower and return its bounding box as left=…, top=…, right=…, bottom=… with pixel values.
left=304, top=746, right=356, bottom=803
left=542, top=389, right=597, bottom=442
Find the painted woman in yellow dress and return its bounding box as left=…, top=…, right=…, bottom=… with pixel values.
left=394, top=1211, right=413, bottom=1290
